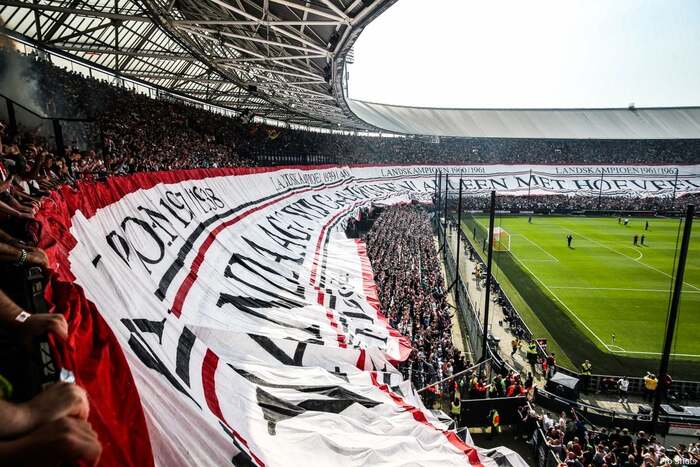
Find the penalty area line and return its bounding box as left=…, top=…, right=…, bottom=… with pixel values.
left=508, top=249, right=611, bottom=351
left=511, top=234, right=560, bottom=263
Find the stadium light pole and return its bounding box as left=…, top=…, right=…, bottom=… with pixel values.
left=651, top=204, right=695, bottom=427
left=481, top=190, right=497, bottom=362
left=454, top=178, right=464, bottom=308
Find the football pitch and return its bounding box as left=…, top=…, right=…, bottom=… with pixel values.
left=462, top=215, right=700, bottom=377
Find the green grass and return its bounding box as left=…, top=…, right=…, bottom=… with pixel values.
left=461, top=215, right=700, bottom=378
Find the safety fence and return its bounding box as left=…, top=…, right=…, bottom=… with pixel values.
left=452, top=214, right=549, bottom=361
left=437, top=220, right=485, bottom=362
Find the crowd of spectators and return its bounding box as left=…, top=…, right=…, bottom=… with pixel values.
left=520, top=407, right=700, bottom=467
left=1, top=47, right=258, bottom=176
left=365, top=205, right=468, bottom=397
left=2, top=48, right=700, bottom=171
left=0, top=132, right=101, bottom=461
left=1, top=44, right=699, bottom=465
left=454, top=193, right=700, bottom=213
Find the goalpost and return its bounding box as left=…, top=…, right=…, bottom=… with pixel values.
left=493, top=227, right=511, bottom=252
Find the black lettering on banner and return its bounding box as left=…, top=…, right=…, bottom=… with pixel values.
left=192, top=186, right=218, bottom=212
left=266, top=215, right=311, bottom=241
left=474, top=179, right=488, bottom=190
left=159, top=197, right=191, bottom=228
left=231, top=368, right=380, bottom=435
left=311, top=194, right=340, bottom=210
left=650, top=180, right=667, bottom=190
left=204, top=188, right=226, bottom=209
left=176, top=327, right=196, bottom=386
left=491, top=178, right=508, bottom=190
left=137, top=206, right=179, bottom=246
left=106, top=231, right=131, bottom=267
left=164, top=191, right=195, bottom=226
left=225, top=253, right=305, bottom=298
left=552, top=179, right=567, bottom=190
left=216, top=294, right=322, bottom=342
left=121, top=216, right=165, bottom=274
left=183, top=187, right=206, bottom=214
left=355, top=328, right=388, bottom=344
left=613, top=180, right=629, bottom=190
left=295, top=198, right=330, bottom=217
left=280, top=203, right=322, bottom=221
left=258, top=224, right=306, bottom=253
left=249, top=334, right=307, bottom=366
left=121, top=318, right=201, bottom=408
left=630, top=180, right=648, bottom=190
left=242, top=236, right=304, bottom=265
left=340, top=311, right=374, bottom=322
left=574, top=179, right=595, bottom=190
left=593, top=179, right=611, bottom=191
left=155, top=186, right=303, bottom=300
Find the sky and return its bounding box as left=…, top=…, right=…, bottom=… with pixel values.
left=347, top=0, right=700, bottom=109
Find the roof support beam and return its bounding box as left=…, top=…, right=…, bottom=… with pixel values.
left=0, top=0, right=152, bottom=23
left=202, top=0, right=335, bottom=54
left=178, top=24, right=328, bottom=56
left=172, top=19, right=341, bottom=26
left=117, top=23, right=158, bottom=70
left=267, top=0, right=346, bottom=22
left=47, top=20, right=114, bottom=45
left=215, top=53, right=326, bottom=63
left=41, top=0, right=83, bottom=42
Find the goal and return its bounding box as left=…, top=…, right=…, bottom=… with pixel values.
left=492, top=227, right=511, bottom=252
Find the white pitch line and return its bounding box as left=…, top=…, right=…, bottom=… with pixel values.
left=472, top=218, right=699, bottom=355
left=564, top=227, right=700, bottom=292
left=512, top=234, right=560, bottom=263
left=548, top=286, right=700, bottom=294
left=507, top=249, right=611, bottom=350
left=608, top=349, right=700, bottom=358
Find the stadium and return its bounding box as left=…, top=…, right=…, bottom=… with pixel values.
left=0, top=0, right=698, bottom=466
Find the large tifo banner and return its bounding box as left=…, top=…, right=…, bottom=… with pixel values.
left=358, top=164, right=700, bottom=197
left=38, top=164, right=696, bottom=466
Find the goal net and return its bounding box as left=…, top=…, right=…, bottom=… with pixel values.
left=493, top=227, right=511, bottom=252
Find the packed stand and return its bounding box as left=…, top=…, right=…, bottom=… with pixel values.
left=365, top=205, right=467, bottom=399
left=2, top=48, right=700, bottom=171
left=1, top=47, right=258, bottom=176
left=0, top=130, right=101, bottom=462
left=452, top=193, right=700, bottom=213
left=518, top=407, right=700, bottom=466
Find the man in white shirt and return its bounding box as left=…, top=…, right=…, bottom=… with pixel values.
left=617, top=376, right=630, bottom=403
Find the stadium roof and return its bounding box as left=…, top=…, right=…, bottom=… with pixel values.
left=347, top=100, right=700, bottom=139
left=2, top=0, right=700, bottom=138
left=0, top=0, right=394, bottom=130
